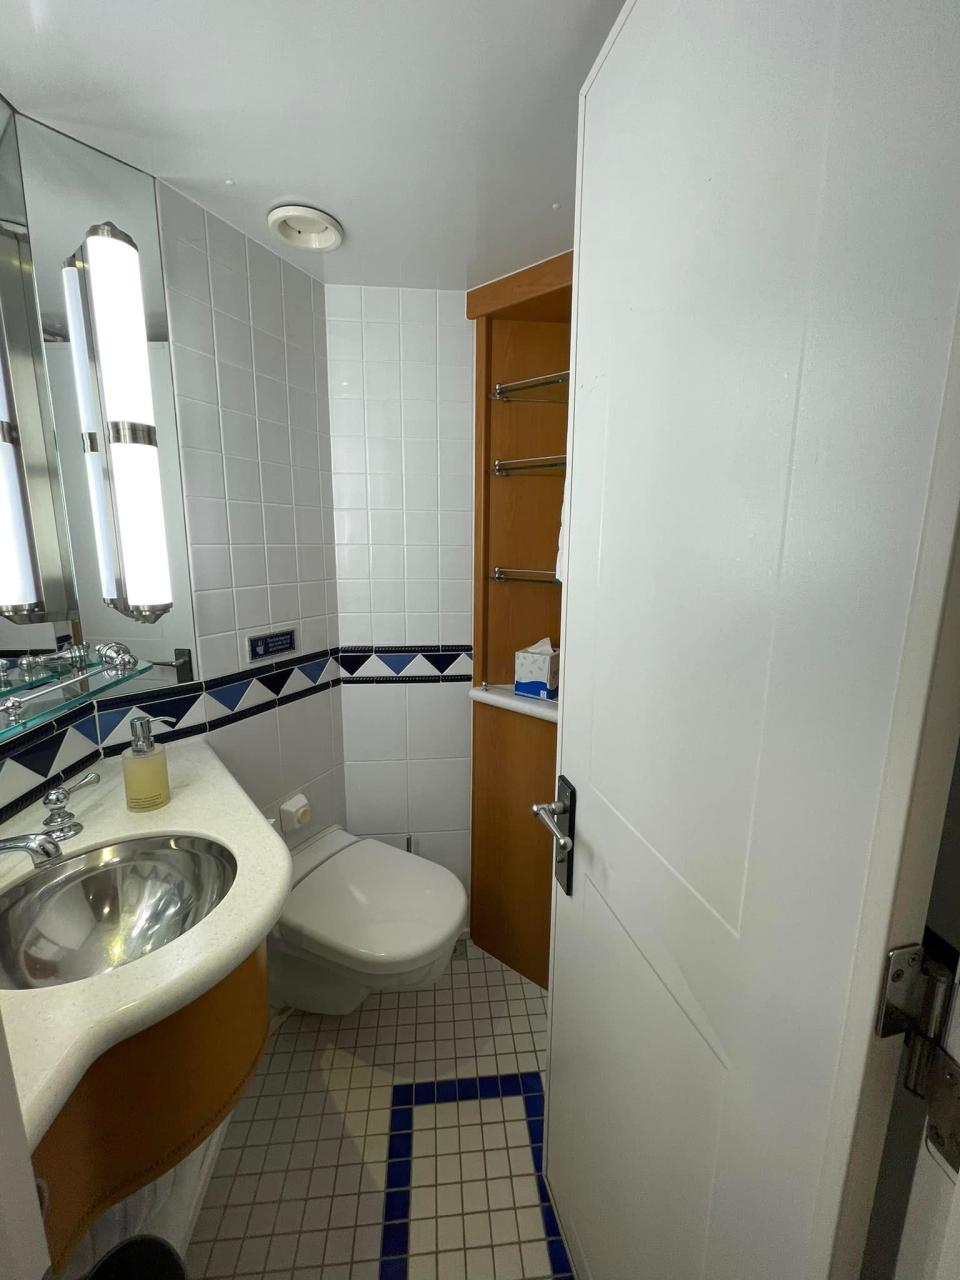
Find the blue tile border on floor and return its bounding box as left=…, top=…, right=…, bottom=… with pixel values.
left=381, top=1072, right=573, bottom=1280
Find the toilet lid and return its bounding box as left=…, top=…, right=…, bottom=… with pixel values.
left=277, top=839, right=468, bottom=976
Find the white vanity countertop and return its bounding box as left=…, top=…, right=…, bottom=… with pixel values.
left=0, top=740, right=291, bottom=1147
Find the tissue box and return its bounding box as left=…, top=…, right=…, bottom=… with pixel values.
left=515, top=639, right=560, bottom=701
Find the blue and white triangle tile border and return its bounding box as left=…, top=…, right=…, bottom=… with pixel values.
left=0, top=642, right=473, bottom=825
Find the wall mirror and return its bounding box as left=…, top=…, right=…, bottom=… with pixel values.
left=0, top=103, right=195, bottom=741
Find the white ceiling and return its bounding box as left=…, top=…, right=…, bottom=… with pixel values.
left=0, top=0, right=622, bottom=289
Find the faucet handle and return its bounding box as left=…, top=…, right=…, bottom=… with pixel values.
left=42, top=771, right=100, bottom=832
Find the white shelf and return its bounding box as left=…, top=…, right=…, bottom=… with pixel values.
left=469, top=683, right=559, bottom=723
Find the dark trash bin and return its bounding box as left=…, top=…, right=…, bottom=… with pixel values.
left=84, top=1235, right=185, bottom=1279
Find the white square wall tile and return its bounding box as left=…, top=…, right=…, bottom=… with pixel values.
left=177, top=396, right=220, bottom=451
left=401, top=288, right=437, bottom=324
left=402, top=399, right=438, bottom=439
left=438, top=364, right=472, bottom=403
left=197, top=632, right=239, bottom=681
left=405, top=612, right=441, bottom=645
left=325, top=284, right=362, bottom=320
left=408, top=757, right=471, bottom=832
left=406, top=511, right=439, bottom=545
left=186, top=496, right=228, bottom=544
left=362, top=286, right=399, bottom=321
left=278, top=693, right=334, bottom=784
left=182, top=448, right=225, bottom=499
left=405, top=579, right=438, bottom=613
left=438, top=323, right=474, bottom=367
left=190, top=544, right=232, bottom=591
left=405, top=439, right=439, bottom=475
left=406, top=546, right=438, bottom=579
left=369, top=473, right=403, bottom=509
left=211, top=709, right=282, bottom=809
left=167, top=288, right=214, bottom=355
left=330, top=360, right=364, bottom=398
left=414, top=830, right=470, bottom=890
left=402, top=322, right=437, bottom=365
left=327, top=319, right=363, bottom=362
left=371, top=579, right=405, bottom=612
left=338, top=613, right=372, bottom=645
left=440, top=580, right=472, bottom=613
left=158, top=184, right=207, bottom=250
left=371, top=545, right=404, bottom=579
left=336, top=543, right=371, bottom=579
left=247, top=242, right=283, bottom=338
left=439, top=510, right=472, bottom=546
left=439, top=545, right=473, bottom=579
left=330, top=398, right=365, bottom=435
left=441, top=612, right=472, bottom=647
left=364, top=361, right=401, bottom=401
left=407, top=683, right=470, bottom=760
left=342, top=684, right=406, bottom=762
left=402, top=362, right=438, bottom=401
left=345, top=761, right=408, bottom=834
left=439, top=440, right=472, bottom=476
left=437, top=290, right=466, bottom=325
left=337, top=579, right=371, bottom=612
left=363, top=321, right=400, bottom=362
left=439, top=400, right=473, bottom=440
left=369, top=510, right=404, bottom=544
left=367, top=437, right=403, bottom=474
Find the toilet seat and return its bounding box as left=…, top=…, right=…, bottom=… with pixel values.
left=275, top=836, right=467, bottom=977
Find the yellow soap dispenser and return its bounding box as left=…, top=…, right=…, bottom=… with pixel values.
left=122, top=715, right=173, bottom=812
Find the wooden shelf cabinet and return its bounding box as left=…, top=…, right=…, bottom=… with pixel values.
left=467, top=252, right=572, bottom=987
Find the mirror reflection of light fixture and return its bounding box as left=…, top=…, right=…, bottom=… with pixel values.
left=0, top=300, right=44, bottom=623
left=63, top=222, right=172, bottom=623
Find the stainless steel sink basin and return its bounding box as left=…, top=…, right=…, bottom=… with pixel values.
left=0, top=836, right=236, bottom=989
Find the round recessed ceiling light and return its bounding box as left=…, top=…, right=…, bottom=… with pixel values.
left=267, top=204, right=344, bottom=252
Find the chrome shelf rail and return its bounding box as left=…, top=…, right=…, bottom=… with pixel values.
left=493, top=454, right=566, bottom=477
left=492, top=567, right=561, bottom=585
left=491, top=371, right=569, bottom=403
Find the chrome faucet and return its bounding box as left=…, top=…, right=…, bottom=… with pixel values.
left=0, top=831, right=62, bottom=867
left=0, top=771, right=99, bottom=870
left=40, top=770, right=100, bottom=840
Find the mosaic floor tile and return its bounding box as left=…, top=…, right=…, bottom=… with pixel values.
left=186, top=941, right=569, bottom=1279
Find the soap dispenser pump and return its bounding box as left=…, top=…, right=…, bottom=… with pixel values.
left=122, top=715, right=174, bottom=812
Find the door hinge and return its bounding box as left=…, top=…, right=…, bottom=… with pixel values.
left=877, top=944, right=960, bottom=1170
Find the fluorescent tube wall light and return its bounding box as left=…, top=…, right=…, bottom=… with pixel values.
left=0, top=301, right=44, bottom=623
left=64, top=223, right=172, bottom=623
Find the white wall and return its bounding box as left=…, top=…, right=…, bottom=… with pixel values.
left=326, top=284, right=473, bottom=647
left=158, top=190, right=474, bottom=880
left=325, top=283, right=474, bottom=884
left=157, top=183, right=339, bottom=680
left=342, top=681, right=471, bottom=888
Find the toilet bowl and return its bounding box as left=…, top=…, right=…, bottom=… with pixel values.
left=268, top=826, right=468, bottom=1015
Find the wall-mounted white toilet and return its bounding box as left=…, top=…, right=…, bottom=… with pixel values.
left=269, top=826, right=468, bottom=1015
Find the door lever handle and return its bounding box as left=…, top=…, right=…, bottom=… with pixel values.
left=532, top=800, right=573, bottom=853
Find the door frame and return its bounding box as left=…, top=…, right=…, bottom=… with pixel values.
left=547, top=2, right=960, bottom=1276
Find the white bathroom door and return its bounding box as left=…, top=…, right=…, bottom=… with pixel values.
left=545, top=2, right=960, bottom=1279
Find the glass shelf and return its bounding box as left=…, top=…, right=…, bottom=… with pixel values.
left=0, top=660, right=154, bottom=744
left=0, top=658, right=110, bottom=693
left=490, top=371, right=569, bottom=404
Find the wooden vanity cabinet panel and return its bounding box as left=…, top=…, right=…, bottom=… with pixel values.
left=33, top=947, right=268, bottom=1274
